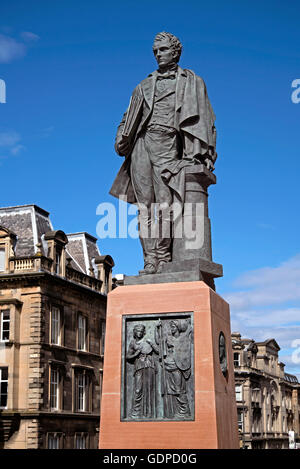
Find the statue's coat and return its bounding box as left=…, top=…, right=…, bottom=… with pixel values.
left=110, top=67, right=216, bottom=204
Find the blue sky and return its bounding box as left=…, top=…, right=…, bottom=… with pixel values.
left=1, top=0, right=300, bottom=375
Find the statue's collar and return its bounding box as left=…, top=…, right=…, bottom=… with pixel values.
left=148, top=66, right=187, bottom=78
left=157, top=63, right=178, bottom=74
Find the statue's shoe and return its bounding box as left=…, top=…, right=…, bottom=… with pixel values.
left=140, top=263, right=157, bottom=275
left=156, top=260, right=168, bottom=273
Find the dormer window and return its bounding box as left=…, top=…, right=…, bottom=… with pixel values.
left=94, top=255, right=115, bottom=295
left=55, top=249, right=61, bottom=274
left=0, top=226, right=17, bottom=273
left=44, top=230, right=68, bottom=277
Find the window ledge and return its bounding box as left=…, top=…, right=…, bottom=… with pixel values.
left=46, top=343, right=101, bottom=359
left=49, top=343, right=65, bottom=349
left=76, top=348, right=90, bottom=355
left=0, top=298, right=23, bottom=306
left=73, top=411, right=93, bottom=415
left=0, top=340, right=14, bottom=347
left=71, top=363, right=95, bottom=371
left=76, top=349, right=102, bottom=359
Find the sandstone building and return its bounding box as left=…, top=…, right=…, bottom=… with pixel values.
left=0, top=205, right=114, bottom=449
left=232, top=332, right=300, bottom=449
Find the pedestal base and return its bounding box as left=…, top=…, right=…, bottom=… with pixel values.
left=124, top=258, right=223, bottom=290
left=99, top=281, right=239, bottom=449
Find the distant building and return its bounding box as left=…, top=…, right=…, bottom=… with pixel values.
left=232, top=332, right=300, bottom=449
left=0, top=205, right=114, bottom=449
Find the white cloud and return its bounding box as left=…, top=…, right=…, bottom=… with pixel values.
left=20, top=31, right=40, bottom=42
left=0, top=31, right=39, bottom=63
left=39, top=126, right=54, bottom=138
left=231, top=324, right=300, bottom=349
left=0, top=131, right=21, bottom=147
left=225, top=254, right=300, bottom=310
left=0, top=34, right=26, bottom=63
left=234, top=254, right=300, bottom=288
left=279, top=353, right=300, bottom=367
left=226, top=254, right=300, bottom=376
left=0, top=131, right=25, bottom=156
left=10, top=144, right=25, bottom=155
left=234, top=307, right=300, bottom=328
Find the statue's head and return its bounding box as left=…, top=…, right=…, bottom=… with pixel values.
left=133, top=324, right=145, bottom=339
left=170, top=319, right=188, bottom=335
left=219, top=333, right=226, bottom=357
left=153, top=32, right=182, bottom=68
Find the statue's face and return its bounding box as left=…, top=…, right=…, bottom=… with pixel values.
left=219, top=336, right=225, bottom=356
left=170, top=321, right=178, bottom=335
left=134, top=327, right=145, bottom=339
left=153, top=39, right=174, bottom=68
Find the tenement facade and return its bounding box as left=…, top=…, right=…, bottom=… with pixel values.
left=0, top=205, right=114, bottom=449
left=232, top=332, right=300, bottom=449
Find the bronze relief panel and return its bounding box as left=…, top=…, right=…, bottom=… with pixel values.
left=121, top=312, right=194, bottom=421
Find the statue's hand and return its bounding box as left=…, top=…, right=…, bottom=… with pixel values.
left=204, top=158, right=215, bottom=172
left=116, top=138, right=131, bottom=156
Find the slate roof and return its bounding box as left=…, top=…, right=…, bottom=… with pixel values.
left=0, top=205, right=52, bottom=256
left=0, top=205, right=101, bottom=275
left=284, top=373, right=299, bottom=384
left=66, top=233, right=101, bottom=275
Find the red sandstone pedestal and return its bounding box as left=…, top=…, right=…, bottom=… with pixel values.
left=99, top=281, right=239, bottom=449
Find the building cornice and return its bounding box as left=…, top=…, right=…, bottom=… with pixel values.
left=0, top=410, right=100, bottom=420
left=0, top=298, right=23, bottom=306
left=0, top=271, right=106, bottom=299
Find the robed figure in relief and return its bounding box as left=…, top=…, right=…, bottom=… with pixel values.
left=155, top=318, right=192, bottom=419
left=126, top=324, right=159, bottom=418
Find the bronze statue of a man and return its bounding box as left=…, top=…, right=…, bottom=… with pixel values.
left=110, top=32, right=217, bottom=274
